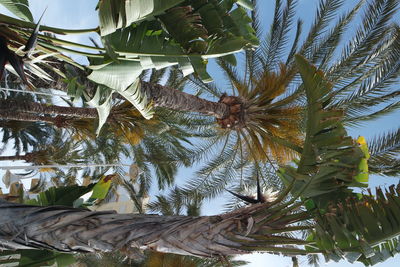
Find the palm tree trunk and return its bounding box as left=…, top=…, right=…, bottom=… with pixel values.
left=1, top=84, right=230, bottom=121
left=141, top=82, right=230, bottom=119
left=0, top=200, right=311, bottom=257
left=0, top=151, right=41, bottom=163
left=0, top=155, right=26, bottom=161
left=0, top=100, right=98, bottom=119
left=0, top=112, right=66, bottom=125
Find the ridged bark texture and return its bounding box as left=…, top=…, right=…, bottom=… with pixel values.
left=0, top=100, right=98, bottom=119
left=141, top=82, right=229, bottom=119
left=0, top=200, right=309, bottom=257
left=0, top=111, right=64, bottom=125
left=0, top=155, right=25, bottom=161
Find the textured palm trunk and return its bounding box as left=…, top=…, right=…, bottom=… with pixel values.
left=0, top=200, right=311, bottom=257
left=0, top=151, right=42, bottom=162
left=1, top=83, right=231, bottom=123
left=0, top=111, right=66, bottom=125
left=0, top=155, right=26, bottom=161
left=141, top=82, right=230, bottom=119
left=0, top=100, right=98, bottom=119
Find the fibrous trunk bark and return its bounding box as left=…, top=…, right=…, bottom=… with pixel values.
left=141, top=81, right=230, bottom=119
left=0, top=200, right=310, bottom=258
left=0, top=151, right=41, bottom=162
left=0, top=100, right=98, bottom=119
left=1, top=84, right=232, bottom=123
left=0, top=112, right=66, bottom=125
left=0, top=155, right=25, bottom=161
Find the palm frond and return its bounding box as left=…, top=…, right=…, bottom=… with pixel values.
left=260, top=0, right=298, bottom=70
left=299, top=0, right=344, bottom=58
left=367, top=128, right=400, bottom=176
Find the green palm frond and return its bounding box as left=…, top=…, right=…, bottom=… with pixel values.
left=299, top=0, right=344, bottom=58
left=259, top=0, right=298, bottom=70
left=309, top=0, right=364, bottom=69
left=367, top=128, right=400, bottom=176
left=329, top=0, right=398, bottom=79
left=147, top=186, right=203, bottom=216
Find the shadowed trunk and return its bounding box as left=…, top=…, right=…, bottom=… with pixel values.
left=0, top=200, right=311, bottom=258
left=141, top=81, right=230, bottom=119
left=0, top=155, right=26, bottom=161
left=0, top=151, right=46, bottom=163
left=1, top=83, right=232, bottom=124
left=0, top=112, right=67, bottom=125
left=0, top=100, right=98, bottom=119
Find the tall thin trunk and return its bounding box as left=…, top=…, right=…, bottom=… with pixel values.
left=0, top=200, right=311, bottom=257
left=0, top=151, right=41, bottom=163
left=1, top=83, right=232, bottom=122
left=141, top=82, right=230, bottom=119
left=0, top=100, right=98, bottom=119
left=0, top=111, right=65, bottom=125
left=0, top=155, right=26, bottom=161
left=0, top=163, right=130, bottom=170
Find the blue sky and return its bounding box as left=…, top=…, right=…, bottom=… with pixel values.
left=1, top=1, right=400, bottom=266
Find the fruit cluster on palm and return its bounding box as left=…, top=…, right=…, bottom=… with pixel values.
left=0, top=0, right=400, bottom=266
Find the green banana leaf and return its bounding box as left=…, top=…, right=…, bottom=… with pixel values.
left=0, top=0, right=32, bottom=22
left=278, top=55, right=368, bottom=201
left=276, top=56, right=400, bottom=265
left=97, top=0, right=184, bottom=36
left=24, top=184, right=95, bottom=207
left=0, top=249, right=75, bottom=267
left=89, top=0, right=259, bottom=122
left=312, top=186, right=400, bottom=265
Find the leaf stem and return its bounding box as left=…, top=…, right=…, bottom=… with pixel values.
left=1, top=14, right=99, bottom=34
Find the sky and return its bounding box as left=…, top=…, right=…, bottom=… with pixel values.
left=1, top=0, right=400, bottom=266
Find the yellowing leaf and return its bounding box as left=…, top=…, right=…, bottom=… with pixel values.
left=357, top=136, right=370, bottom=160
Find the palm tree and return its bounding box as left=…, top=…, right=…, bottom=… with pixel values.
left=0, top=130, right=82, bottom=165
left=0, top=90, right=55, bottom=155
left=1, top=68, right=204, bottom=190
left=176, top=0, right=400, bottom=199
left=1, top=56, right=399, bottom=266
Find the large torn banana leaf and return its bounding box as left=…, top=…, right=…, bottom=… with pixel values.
left=276, top=56, right=400, bottom=265
left=312, top=186, right=400, bottom=265
left=278, top=55, right=368, bottom=200
left=97, top=0, right=184, bottom=36
left=90, top=1, right=258, bottom=121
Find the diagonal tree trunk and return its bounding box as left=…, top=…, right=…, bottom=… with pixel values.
left=0, top=199, right=311, bottom=258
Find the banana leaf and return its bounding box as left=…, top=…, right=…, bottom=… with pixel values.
left=89, top=0, right=259, bottom=121
left=0, top=0, right=32, bottom=22
left=278, top=55, right=369, bottom=201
